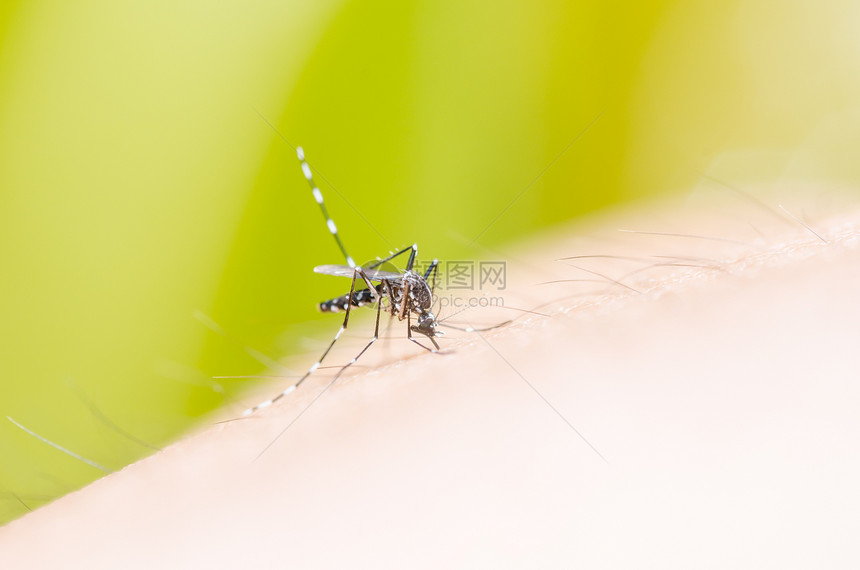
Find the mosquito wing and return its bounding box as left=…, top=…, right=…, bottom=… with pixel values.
left=313, top=264, right=404, bottom=281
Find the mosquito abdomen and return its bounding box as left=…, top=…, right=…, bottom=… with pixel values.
left=318, top=287, right=379, bottom=312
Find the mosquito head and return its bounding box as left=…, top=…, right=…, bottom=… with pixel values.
left=412, top=310, right=443, bottom=347
left=415, top=310, right=439, bottom=335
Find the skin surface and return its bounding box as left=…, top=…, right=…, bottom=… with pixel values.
left=1, top=191, right=859, bottom=568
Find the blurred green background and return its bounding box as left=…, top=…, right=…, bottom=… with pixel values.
left=2, top=0, right=860, bottom=523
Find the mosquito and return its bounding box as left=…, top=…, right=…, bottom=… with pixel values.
left=241, top=147, right=443, bottom=416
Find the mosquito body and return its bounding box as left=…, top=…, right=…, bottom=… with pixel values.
left=314, top=261, right=441, bottom=345
left=241, top=147, right=442, bottom=416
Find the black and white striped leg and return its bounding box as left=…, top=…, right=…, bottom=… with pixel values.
left=242, top=266, right=365, bottom=416
left=366, top=243, right=417, bottom=271
left=326, top=281, right=384, bottom=383
left=405, top=243, right=418, bottom=271
left=423, top=259, right=439, bottom=294
left=296, top=146, right=356, bottom=269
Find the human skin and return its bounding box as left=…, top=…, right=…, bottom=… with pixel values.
left=1, top=192, right=859, bottom=568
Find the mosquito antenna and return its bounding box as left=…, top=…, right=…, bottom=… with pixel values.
left=438, top=305, right=549, bottom=324
left=297, top=147, right=357, bottom=268
left=439, top=321, right=512, bottom=333
left=437, top=307, right=468, bottom=323
left=438, top=303, right=546, bottom=336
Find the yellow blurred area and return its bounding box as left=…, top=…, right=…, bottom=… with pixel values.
left=1, top=0, right=859, bottom=523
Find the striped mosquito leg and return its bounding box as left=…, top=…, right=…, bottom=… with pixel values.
left=241, top=266, right=363, bottom=416
left=405, top=243, right=418, bottom=271
left=325, top=281, right=384, bottom=384
left=366, top=244, right=416, bottom=270
left=424, top=258, right=439, bottom=295
left=296, top=146, right=356, bottom=269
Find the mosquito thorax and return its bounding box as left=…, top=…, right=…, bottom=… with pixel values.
left=402, top=270, right=433, bottom=311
